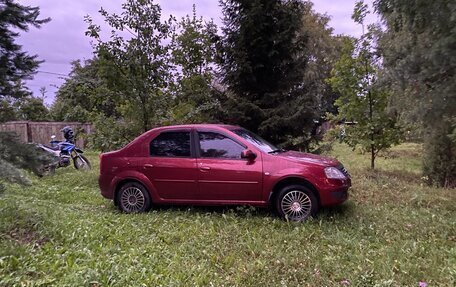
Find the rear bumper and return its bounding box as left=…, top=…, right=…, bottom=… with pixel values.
left=99, top=174, right=115, bottom=200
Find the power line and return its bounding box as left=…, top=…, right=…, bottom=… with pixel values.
left=37, top=70, right=69, bottom=77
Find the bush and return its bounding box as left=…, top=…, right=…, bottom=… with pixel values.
left=423, top=122, right=456, bottom=188
left=89, top=115, right=139, bottom=152
left=0, top=132, right=55, bottom=189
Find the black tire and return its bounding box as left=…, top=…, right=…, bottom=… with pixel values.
left=275, top=184, right=319, bottom=222
left=116, top=182, right=152, bottom=213
left=73, top=155, right=91, bottom=170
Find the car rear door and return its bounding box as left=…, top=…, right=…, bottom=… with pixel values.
left=195, top=130, right=263, bottom=202
left=142, top=129, right=198, bottom=200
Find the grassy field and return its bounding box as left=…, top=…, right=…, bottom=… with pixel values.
left=0, top=143, right=454, bottom=286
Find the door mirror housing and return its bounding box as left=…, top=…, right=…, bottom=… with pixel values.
left=241, top=149, right=257, bottom=160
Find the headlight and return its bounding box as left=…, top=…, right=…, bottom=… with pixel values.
left=324, top=167, right=346, bottom=179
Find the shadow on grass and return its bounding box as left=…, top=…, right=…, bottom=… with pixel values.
left=381, top=147, right=422, bottom=159
left=152, top=204, right=275, bottom=219
left=317, top=202, right=356, bottom=221
left=363, top=168, right=422, bottom=185
left=108, top=201, right=355, bottom=222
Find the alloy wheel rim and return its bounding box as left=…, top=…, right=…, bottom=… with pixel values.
left=281, top=190, right=312, bottom=220
left=120, top=187, right=145, bottom=212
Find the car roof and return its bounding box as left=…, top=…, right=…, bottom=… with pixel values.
left=153, top=124, right=241, bottom=131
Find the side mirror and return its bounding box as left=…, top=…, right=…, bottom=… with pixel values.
left=241, top=149, right=257, bottom=160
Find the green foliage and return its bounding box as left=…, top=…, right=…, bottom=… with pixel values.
left=218, top=0, right=314, bottom=149
left=375, top=0, right=456, bottom=187
left=51, top=59, right=119, bottom=123
left=169, top=6, right=220, bottom=124
left=422, top=124, right=456, bottom=187
left=85, top=0, right=174, bottom=134
left=218, top=0, right=344, bottom=150
left=15, top=96, right=49, bottom=121
left=299, top=3, right=346, bottom=118
left=89, top=114, right=137, bottom=152
left=0, top=94, right=49, bottom=122
left=328, top=3, right=402, bottom=169
left=54, top=4, right=221, bottom=150
left=171, top=5, right=217, bottom=79
left=0, top=146, right=454, bottom=285
left=0, top=0, right=50, bottom=99
left=0, top=132, right=54, bottom=187
left=50, top=59, right=129, bottom=150
left=0, top=97, right=17, bottom=122
left=0, top=1, right=51, bottom=189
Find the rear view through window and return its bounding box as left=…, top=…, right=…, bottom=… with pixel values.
left=150, top=132, right=191, bottom=157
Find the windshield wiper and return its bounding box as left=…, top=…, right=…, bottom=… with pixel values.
left=268, top=149, right=285, bottom=154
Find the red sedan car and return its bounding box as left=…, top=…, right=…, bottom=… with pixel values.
left=99, top=124, right=350, bottom=221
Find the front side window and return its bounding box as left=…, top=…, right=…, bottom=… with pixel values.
left=199, top=132, right=245, bottom=159
left=150, top=131, right=191, bottom=157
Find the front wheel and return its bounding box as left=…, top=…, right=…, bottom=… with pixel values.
left=275, top=185, right=318, bottom=222
left=73, top=154, right=91, bottom=170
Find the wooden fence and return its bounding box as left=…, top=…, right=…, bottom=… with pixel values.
left=0, top=121, right=93, bottom=148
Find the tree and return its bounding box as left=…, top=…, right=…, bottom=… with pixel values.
left=85, top=0, right=174, bottom=134
left=39, top=86, right=47, bottom=99
left=327, top=1, right=402, bottom=169
left=51, top=57, right=140, bottom=151
left=292, top=2, right=347, bottom=149
left=16, top=96, right=49, bottom=121
left=0, top=97, right=17, bottom=122
left=375, top=0, right=456, bottom=187
left=0, top=0, right=50, bottom=99
left=169, top=5, right=219, bottom=123
left=218, top=0, right=314, bottom=149
left=0, top=0, right=51, bottom=190
left=51, top=59, right=119, bottom=122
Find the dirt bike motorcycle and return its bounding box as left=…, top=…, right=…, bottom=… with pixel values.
left=36, top=127, right=91, bottom=173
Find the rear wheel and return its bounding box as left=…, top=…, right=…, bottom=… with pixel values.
left=73, top=155, right=91, bottom=170
left=117, top=182, right=151, bottom=213
left=275, top=185, right=318, bottom=221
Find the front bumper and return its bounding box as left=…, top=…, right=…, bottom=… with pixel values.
left=319, top=177, right=351, bottom=206
left=329, top=187, right=349, bottom=201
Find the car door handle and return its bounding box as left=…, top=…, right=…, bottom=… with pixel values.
left=199, top=166, right=211, bottom=171
left=144, top=164, right=154, bottom=168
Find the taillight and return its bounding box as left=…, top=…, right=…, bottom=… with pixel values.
left=99, top=153, right=104, bottom=173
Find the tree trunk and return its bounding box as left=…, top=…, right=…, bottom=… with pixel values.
left=371, top=144, right=375, bottom=169
left=367, top=84, right=375, bottom=169
left=139, top=92, right=149, bottom=133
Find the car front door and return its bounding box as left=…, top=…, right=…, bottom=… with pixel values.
left=143, top=130, right=198, bottom=200
left=196, top=131, right=263, bottom=202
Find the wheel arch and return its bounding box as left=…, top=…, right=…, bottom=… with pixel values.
left=113, top=177, right=155, bottom=206
left=269, top=176, right=321, bottom=207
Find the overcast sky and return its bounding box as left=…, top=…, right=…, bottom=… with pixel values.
left=17, top=0, right=378, bottom=104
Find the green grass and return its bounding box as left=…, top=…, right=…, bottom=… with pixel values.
left=0, top=144, right=455, bottom=286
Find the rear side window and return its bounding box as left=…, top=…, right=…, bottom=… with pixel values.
left=198, top=132, right=245, bottom=159
left=150, top=132, right=191, bottom=157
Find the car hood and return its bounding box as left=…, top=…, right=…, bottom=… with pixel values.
left=276, top=151, right=339, bottom=167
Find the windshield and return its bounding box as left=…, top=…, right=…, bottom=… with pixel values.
left=232, top=128, right=279, bottom=153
